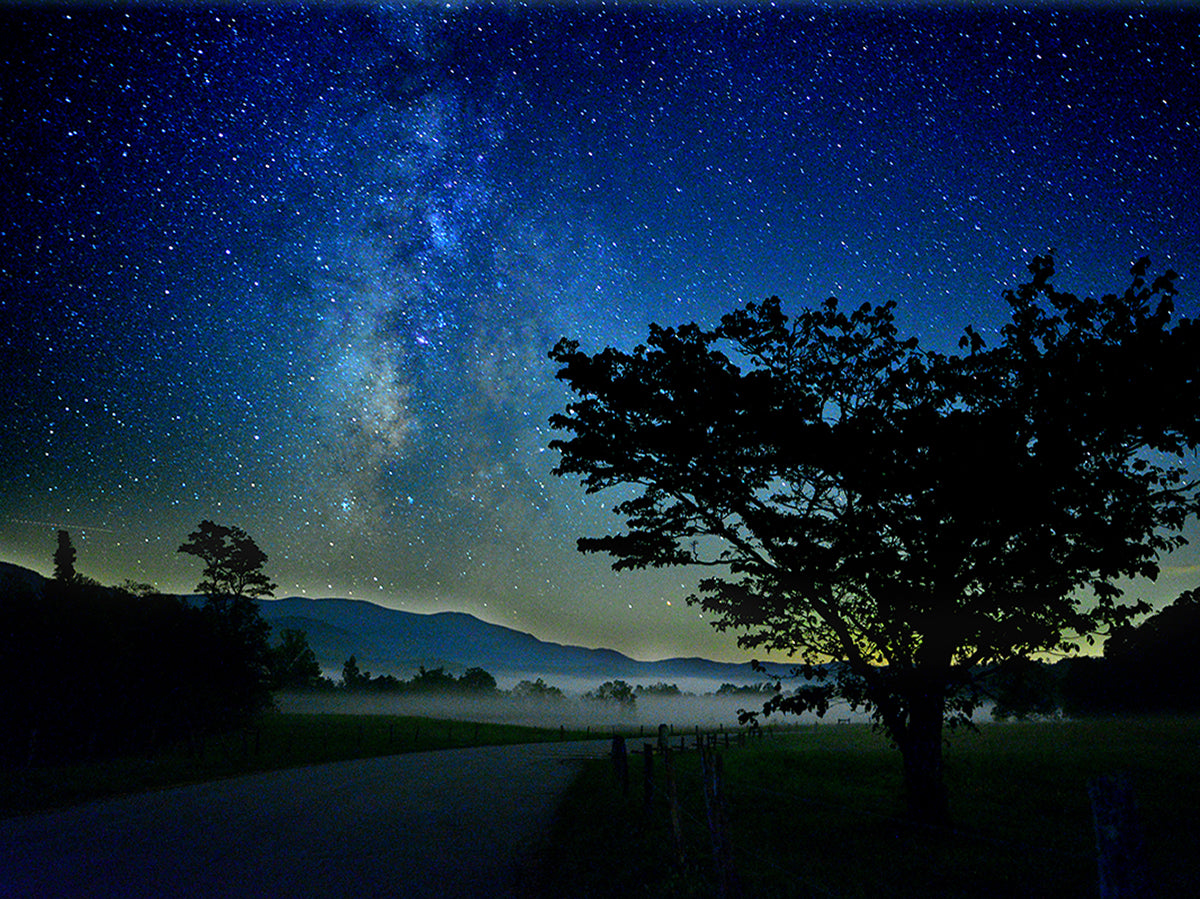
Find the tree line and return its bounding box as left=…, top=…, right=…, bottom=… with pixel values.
left=335, top=657, right=499, bottom=694
left=1, top=522, right=289, bottom=764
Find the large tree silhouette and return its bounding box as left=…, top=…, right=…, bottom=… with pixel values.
left=178, top=521, right=276, bottom=719
left=549, top=255, right=1200, bottom=823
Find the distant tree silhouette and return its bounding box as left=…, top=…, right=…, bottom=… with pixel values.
left=178, top=520, right=277, bottom=601
left=550, top=255, right=1200, bottom=823
left=715, top=682, right=779, bottom=696
left=270, top=628, right=325, bottom=690
left=512, top=677, right=565, bottom=700
left=986, top=656, right=1058, bottom=721
left=635, top=682, right=682, bottom=696
left=52, top=529, right=77, bottom=585
left=341, top=654, right=365, bottom=689
left=1063, top=588, right=1200, bottom=714
left=406, top=665, right=459, bottom=693
left=584, top=680, right=636, bottom=706
left=458, top=666, right=498, bottom=693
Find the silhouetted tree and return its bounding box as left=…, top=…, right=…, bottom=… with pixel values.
left=177, top=521, right=276, bottom=720
left=550, top=255, right=1200, bottom=823
left=406, top=665, right=459, bottom=693
left=270, top=628, right=325, bottom=690
left=715, top=682, right=779, bottom=696
left=584, top=680, right=636, bottom=706
left=458, top=666, right=498, bottom=693
left=986, top=656, right=1058, bottom=720
left=53, top=530, right=77, bottom=585
left=512, top=677, right=565, bottom=700
left=1063, top=588, right=1200, bottom=714
left=341, top=654, right=365, bottom=689
left=178, top=520, right=277, bottom=601
left=635, top=682, right=682, bottom=696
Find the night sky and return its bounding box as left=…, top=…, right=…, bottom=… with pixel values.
left=3, top=4, right=1199, bottom=662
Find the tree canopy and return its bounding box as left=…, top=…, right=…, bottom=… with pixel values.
left=178, top=520, right=277, bottom=600
left=549, top=255, right=1200, bottom=822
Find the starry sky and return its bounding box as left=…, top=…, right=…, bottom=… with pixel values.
left=3, top=3, right=1199, bottom=662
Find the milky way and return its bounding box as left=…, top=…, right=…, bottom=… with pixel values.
left=3, top=5, right=1199, bottom=659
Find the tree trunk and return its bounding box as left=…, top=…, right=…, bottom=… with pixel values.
left=899, top=689, right=950, bottom=825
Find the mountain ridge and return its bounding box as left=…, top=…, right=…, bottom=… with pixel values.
left=0, top=561, right=780, bottom=689
left=257, top=595, right=778, bottom=688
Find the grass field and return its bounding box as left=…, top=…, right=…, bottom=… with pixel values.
left=0, top=712, right=593, bottom=817
left=531, top=717, right=1200, bottom=898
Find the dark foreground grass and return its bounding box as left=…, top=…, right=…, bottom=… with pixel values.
left=531, top=717, right=1200, bottom=898
left=0, top=712, right=592, bottom=817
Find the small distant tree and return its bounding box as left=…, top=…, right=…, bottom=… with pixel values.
left=987, top=657, right=1058, bottom=721
left=458, top=666, right=498, bottom=693
left=550, top=255, right=1200, bottom=823
left=341, top=655, right=365, bottom=689
left=715, top=682, right=779, bottom=696
left=53, top=529, right=77, bottom=585
left=585, top=680, right=637, bottom=706
left=513, top=677, right=565, bottom=700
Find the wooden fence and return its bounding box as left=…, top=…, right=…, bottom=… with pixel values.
left=610, top=728, right=1156, bottom=899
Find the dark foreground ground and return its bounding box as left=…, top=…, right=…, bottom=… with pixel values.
left=0, top=740, right=604, bottom=899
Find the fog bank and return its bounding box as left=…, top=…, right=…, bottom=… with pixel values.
left=275, top=690, right=886, bottom=730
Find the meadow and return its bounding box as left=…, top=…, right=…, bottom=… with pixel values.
left=531, top=717, right=1200, bottom=898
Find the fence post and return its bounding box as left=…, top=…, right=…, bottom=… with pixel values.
left=663, top=745, right=687, bottom=867
left=1088, top=772, right=1154, bottom=899
left=699, top=746, right=740, bottom=899
left=611, top=735, right=629, bottom=795
left=643, top=743, right=655, bottom=811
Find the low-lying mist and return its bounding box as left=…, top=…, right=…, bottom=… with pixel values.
left=275, top=687, right=880, bottom=731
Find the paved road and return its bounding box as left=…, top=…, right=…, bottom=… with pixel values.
left=0, top=740, right=605, bottom=898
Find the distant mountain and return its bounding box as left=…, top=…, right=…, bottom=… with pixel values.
left=257, top=596, right=783, bottom=689
left=0, top=561, right=782, bottom=690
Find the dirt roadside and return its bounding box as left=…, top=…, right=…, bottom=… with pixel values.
left=0, top=739, right=606, bottom=898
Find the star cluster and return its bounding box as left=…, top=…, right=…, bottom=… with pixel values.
left=3, top=5, right=1199, bottom=660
